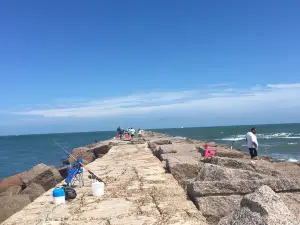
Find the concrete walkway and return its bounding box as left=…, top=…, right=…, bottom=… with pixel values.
left=2, top=143, right=207, bottom=225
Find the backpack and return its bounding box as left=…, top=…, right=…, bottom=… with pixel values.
left=62, top=185, right=77, bottom=200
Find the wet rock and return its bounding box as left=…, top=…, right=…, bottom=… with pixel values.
left=0, top=186, right=22, bottom=196
left=21, top=183, right=45, bottom=202
left=0, top=195, right=31, bottom=223
left=218, top=185, right=298, bottom=225
left=0, top=175, right=24, bottom=194
left=187, top=178, right=300, bottom=197
left=196, top=164, right=269, bottom=182
left=20, top=163, right=57, bottom=191
left=195, top=195, right=242, bottom=225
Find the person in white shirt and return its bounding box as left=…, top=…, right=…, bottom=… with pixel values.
left=246, top=127, right=258, bottom=159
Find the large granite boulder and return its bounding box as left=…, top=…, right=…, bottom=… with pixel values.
left=278, top=192, right=300, bottom=222
left=218, top=185, right=298, bottom=225
left=204, top=157, right=281, bottom=177
left=21, top=183, right=46, bottom=202
left=165, top=155, right=201, bottom=189
left=20, top=163, right=57, bottom=191
left=195, top=195, right=242, bottom=225
left=49, top=166, right=63, bottom=183
left=91, top=143, right=111, bottom=158
left=187, top=178, right=300, bottom=197
left=0, top=186, right=22, bottom=196
left=148, top=138, right=172, bottom=146
left=0, top=195, right=31, bottom=223
left=0, top=174, right=24, bottom=194
left=69, top=147, right=95, bottom=164
left=196, top=164, right=269, bottom=182
left=58, top=166, right=68, bottom=179
left=197, top=146, right=246, bottom=158
left=159, top=143, right=198, bottom=154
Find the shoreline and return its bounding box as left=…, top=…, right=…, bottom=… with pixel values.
left=1, top=131, right=300, bottom=224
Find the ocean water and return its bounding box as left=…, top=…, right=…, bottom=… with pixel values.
left=0, top=123, right=299, bottom=180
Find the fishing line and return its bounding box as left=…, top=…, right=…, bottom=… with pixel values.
left=53, top=140, right=105, bottom=184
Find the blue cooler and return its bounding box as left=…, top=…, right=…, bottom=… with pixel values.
left=52, top=188, right=65, bottom=204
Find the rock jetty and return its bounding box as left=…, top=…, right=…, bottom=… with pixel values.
left=1, top=131, right=300, bottom=225
left=146, top=132, right=300, bottom=224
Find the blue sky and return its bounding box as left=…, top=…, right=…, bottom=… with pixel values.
left=1, top=0, right=300, bottom=135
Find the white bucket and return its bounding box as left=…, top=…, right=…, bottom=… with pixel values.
left=92, top=181, right=104, bottom=196
left=53, top=196, right=65, bottom=204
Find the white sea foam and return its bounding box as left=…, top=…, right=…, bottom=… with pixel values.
left=288, top=142, right=297, bottom=145
left=175, top=136, right=187, bottom=140
left=221, top=132, right=300, bottom=141
left=287, top=158, right=298, bottom=162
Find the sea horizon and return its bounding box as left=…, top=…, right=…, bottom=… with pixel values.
left=1, top=122, right=300, bottom=137
left=1, top=122, right=300, bottom=179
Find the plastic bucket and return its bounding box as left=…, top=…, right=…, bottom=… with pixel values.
left=92, top=181, right=104, bottom=196
left=52, top=188, right=65, bottom=204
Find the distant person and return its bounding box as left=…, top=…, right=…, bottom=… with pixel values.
left=246, top=127, right=259, bottom=159
left=138, top=129, right=142, bottom=137
left=117, top=126, right=123, bottom=139
left=130, top=128, right=135, bottom=138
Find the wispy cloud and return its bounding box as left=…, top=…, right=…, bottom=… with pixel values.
left=266, top=83, right=300, bottom=89
left=12, top=83, right=300, bottom=120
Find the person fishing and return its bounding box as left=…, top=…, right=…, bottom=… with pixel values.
left=246, top=127, right=259, bottom=159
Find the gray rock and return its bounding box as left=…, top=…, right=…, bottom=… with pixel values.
left=20, top=164, right=57, bottom=191
left=149, top=138, right=172, bottom=145
left=195, top=195, right=242, bottom=225
left=49, top=166, right=63, bottom=183
left=218, top=185, right=298, bottom=225
left=92, top=144, right=111, bottom=157
left=196, top=164, right=270, bottom=182
left=0, top=174, right=24, bottom=194
left=197, top=146, right=246, bottom=158
left=279, top=192, right=300, bottom=222
left=0, top=186, right=22, bottom=196
left=166, top=155, right=201, bottom=189
left=58, top=166, right=68, bottom=179
left=187, top=178, right=300, bottom=197
left=205, top=157, right=281, bottom=177
left=69, top=149, right=95, bottom=164
left=0, top=195, right=31, bottom=223
left=21, top=183, right=45, bottom=202
left=159, top=143, right=198, bottom=155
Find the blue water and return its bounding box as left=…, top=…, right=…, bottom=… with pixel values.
left=1, top=123, right=300, bottom=180
left=0, top=131, right=115, bottom=179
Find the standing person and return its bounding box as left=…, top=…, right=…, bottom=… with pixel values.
left=130, top=127, right=135, bottom=139
left=246, top=127, right=259, bottom=159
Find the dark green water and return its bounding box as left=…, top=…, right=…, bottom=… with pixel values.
left=1, top=123, right=299, bottom=179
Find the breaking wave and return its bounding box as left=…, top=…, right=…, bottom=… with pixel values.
left=221, top=132, right=300, bottom=141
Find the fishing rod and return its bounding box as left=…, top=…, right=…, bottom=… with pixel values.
left=230, top=132, right=238, bottom=149
left=53, top=140, right=105, bottom=184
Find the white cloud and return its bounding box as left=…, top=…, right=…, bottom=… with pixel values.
left=12, top=83, right=300, bottom=120
left=266, top=83, right=300, bottom=89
